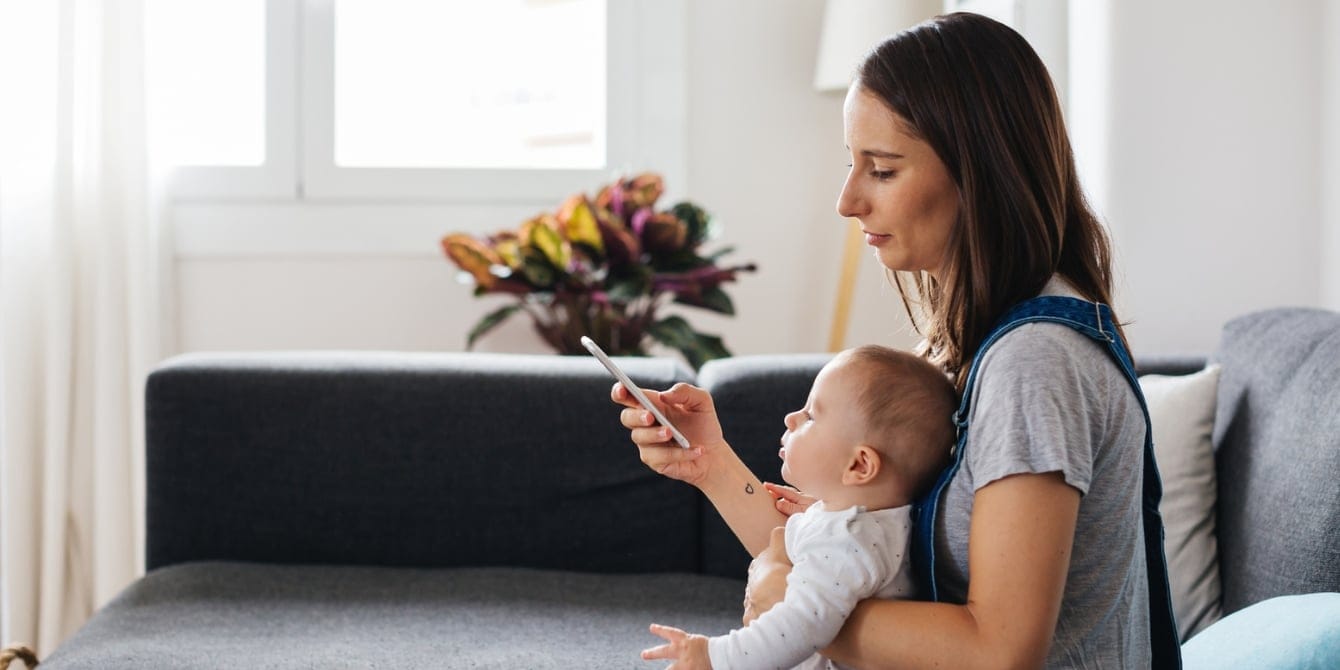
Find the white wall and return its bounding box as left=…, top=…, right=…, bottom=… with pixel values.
left=1324, top=0, right=1340, bottom=311
left=173, top=0, right=1336, bottom=361
left=675, top=0, right=916, bottom=356
left=1073, top=0, right=1326, bottom=355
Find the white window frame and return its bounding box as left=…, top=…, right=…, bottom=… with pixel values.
left=166, top=0, right=686, bottom=206
left=164, top=0, right=299, bottom=199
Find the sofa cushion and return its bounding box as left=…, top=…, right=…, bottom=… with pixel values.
left=1210, top=308, right=1340, bottom=614
left=40, top=562, right=745, bottom=669
left=146, top=352, right=699, bottom=573
left=1141, top=365, right=1223, bottom=639
left=1181, top=592, right=1340, bottom=668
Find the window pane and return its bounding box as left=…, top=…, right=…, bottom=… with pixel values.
left=146, top=0, right=265, bottom=166
left=334, top=0, right=606, bottom=169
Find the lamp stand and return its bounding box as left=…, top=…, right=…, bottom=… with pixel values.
left=827, top=218, right=865, bottom=352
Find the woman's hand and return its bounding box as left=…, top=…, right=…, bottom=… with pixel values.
left=612, top=382, right=726, bottom=488
left=742, top=526, right=793, bottom=626
left=762, top=482, right=816, bottom=517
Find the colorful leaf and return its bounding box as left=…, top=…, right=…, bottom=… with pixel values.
left=606, top=267, right=651, bottom=303
left=649, top=249, right=708, bottom=273
left=560, top=195, right=605, bottom=255
left=522, top=215, right=570, bottom=269
left=492, top=232, right=524, bottom=268
left=647, top=316, right=731, bottom=369
left=626, top=173, right=664, bottom=209
left=673, top=285, right=734, bottom=315
left=441, top=234, right=502, bottom=290
left=594, top=183, right=619, bottom=217
left=641, top=212, right=689, bottom=253
left=595, top=207, right=641, bottom=267
left=519, top=247, right=559, bottom=288
left=467, top=303, right=523, bottom=349
left=671, top=201, right=711, bottom=249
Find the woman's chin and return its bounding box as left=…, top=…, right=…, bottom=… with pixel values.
left=873, top=250, right=936, bottom=277
left=873, top=249, right=910, bottom=272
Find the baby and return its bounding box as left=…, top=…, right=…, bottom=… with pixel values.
left=643, top=345, right=957, bottom=670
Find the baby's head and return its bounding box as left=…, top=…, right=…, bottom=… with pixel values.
left=779, top=345, right=956, bottom=510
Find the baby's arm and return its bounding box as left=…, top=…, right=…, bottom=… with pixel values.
left=707, top=524, right=892, bottom=669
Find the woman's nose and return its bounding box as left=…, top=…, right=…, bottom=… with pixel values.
left=836, top=175, right=864, bottom=219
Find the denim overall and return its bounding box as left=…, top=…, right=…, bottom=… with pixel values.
left=910, top=296, right=1182, bottom=668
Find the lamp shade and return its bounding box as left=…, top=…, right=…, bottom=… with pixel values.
left=813, top=0, right=943, bottom=91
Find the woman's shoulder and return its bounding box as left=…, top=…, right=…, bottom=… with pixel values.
left=970, top=319, right=1134, bottom=417
left=963, top=319, right=1141, bottom=494
left=978, top=321, right=1111, bottom=376
left=974, top=274, right=1121, bottom=381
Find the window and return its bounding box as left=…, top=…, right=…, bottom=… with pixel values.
left=146, top=0, right=266, bottom=166
left=148, top=0, right=684, bottom=205
left=333, top=0, right=606, bottom=170
left=147, top=0, right=296, bottom=198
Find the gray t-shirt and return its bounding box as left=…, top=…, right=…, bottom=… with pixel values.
left=934, top=280, right=1152, bottom=668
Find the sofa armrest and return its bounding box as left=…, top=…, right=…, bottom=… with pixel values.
left=146, top=351, right=698, bottom=573
left=1135, top=355, right=1209, bottom=377
left=1208, top=308, right=1340, bottom=614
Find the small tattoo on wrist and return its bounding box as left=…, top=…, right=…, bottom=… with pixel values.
left=745, top=483, right=755, bottom=495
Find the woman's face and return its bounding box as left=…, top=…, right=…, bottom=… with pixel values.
left=837, top=85, right=960, bottom=281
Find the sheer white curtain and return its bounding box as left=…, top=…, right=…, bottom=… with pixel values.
left=0, top=0, right=169, bottom=655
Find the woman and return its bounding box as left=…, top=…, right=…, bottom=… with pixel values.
left=613, top=13, right=1178, bottom=669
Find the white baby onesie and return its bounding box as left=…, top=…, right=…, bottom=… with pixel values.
left=706, top=501, right=915, bottom=670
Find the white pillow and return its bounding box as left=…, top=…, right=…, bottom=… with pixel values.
left=1140, top=364, right=1223, bottom=641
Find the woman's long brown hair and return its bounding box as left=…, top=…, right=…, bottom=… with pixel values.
left=856, top=12, right=1125, bottom=389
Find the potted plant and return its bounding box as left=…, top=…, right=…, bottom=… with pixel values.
left=441, top=173, right=755, bottom=368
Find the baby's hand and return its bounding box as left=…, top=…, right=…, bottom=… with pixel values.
left=641, top=623, right=712, bottom=669
left=763, top=482, right=817, bottom=516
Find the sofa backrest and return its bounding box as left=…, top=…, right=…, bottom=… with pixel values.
left=145, top=351, right=699, bottom=573
left=1210, top=308, right=1340, bottom=614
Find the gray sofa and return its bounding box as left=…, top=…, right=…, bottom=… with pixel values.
left=28, top=307, right=1340, bottom=668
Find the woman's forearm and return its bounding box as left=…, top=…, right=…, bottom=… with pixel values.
left=698, top=447, right=787, bottom=557
left=827, top=474, right=1079, bottom=669
left=826, top=598, right=1032, bottom=670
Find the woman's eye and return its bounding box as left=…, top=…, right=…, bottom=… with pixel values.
left=870, top=169, right=895, bottom=180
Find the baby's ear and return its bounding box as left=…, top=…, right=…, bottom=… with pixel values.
left=843, top=445, right=882, bottom=485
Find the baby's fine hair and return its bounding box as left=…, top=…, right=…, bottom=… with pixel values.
left=840, top=345, right=958, bottom=499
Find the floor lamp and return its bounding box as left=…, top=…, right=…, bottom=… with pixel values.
left=815, top=0, right=941, bottom=351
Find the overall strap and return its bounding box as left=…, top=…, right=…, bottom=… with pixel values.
left=909, top=296, right=1182, bottom=668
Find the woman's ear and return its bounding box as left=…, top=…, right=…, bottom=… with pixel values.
left=842, top=445, right=882, bottom=485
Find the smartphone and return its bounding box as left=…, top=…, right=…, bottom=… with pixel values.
left=581, top=336, right=691, bottom=449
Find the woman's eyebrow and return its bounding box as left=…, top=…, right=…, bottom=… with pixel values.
left=861, top=149, right=905, bottom=159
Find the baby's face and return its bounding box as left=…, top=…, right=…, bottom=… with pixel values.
left=778, top=359, right=867, bottom=500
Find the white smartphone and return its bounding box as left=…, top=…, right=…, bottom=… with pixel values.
left=581, top=336, right=691, bottom=449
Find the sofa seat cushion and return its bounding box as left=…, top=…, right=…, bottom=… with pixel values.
left=41, top=561, right=744, bottom=669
